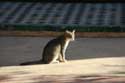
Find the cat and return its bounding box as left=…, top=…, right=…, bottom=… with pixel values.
left=20, top=30, right=75, bottom=65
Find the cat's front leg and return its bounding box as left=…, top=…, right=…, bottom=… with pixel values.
left=59, top=53, right=67, bottom=63
left=60, top=44, right=68, bottom=63
left=59, top=56, right=67, bottom=62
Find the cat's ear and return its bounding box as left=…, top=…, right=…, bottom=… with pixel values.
left=65, top=30, right=70, bottom=33
left=72, top=30, right=75, bottom=33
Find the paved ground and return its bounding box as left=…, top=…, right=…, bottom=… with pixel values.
left=0, top=37, right=125, bottom=66
left=0, top=37, right=125, bottom=83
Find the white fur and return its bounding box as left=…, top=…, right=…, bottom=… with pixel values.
left=64, top=40, right=70, bottom=52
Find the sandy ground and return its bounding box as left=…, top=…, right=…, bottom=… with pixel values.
left=0, top=37, right=125, bottom=83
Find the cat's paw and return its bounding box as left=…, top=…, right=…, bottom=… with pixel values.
left=52, top=61, right=59, bottom=64
left=63, top=59, right=68, bottom=63
left=59, top=59, right=67, bottom=63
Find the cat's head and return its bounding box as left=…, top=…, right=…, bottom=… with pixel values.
left=64, top=30, right=75, bottom=41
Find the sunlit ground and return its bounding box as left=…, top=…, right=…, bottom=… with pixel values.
left=0, top=57, right=125, bottom=83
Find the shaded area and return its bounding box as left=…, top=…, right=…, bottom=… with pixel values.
left=0, top=75, right=11, bottom=82
left=111, top=71, right=125, bottom=75
left=0, top=74, right=125, bottom=83
left=0, top=37, right=125, bottom=66
left=32, top=75, right=125, bottom=83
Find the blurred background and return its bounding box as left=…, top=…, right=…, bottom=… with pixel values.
left=0, top=0, right=124, bottom=32
left=0, top=0, right=125, bottom=66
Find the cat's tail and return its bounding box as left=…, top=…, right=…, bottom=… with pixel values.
left=20, top=60, right=44, bottom=65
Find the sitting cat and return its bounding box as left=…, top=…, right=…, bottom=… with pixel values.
left=20, top=30, right=75, bottom=65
